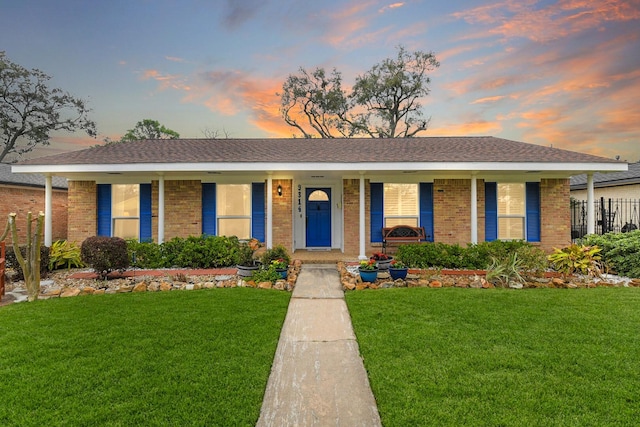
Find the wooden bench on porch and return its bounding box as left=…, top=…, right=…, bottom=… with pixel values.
left=382, top=225, right=428, bottom=254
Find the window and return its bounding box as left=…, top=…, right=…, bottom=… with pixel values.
left=217, top=184, right=251, bottom=239
left=384, top=183, right=418, bottom=227
left=112, top=184, right=139, bottom=239
left=497, top=183, right=525, bottom=240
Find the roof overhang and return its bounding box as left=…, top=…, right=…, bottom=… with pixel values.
left=12, top=161, right=628, bottom=176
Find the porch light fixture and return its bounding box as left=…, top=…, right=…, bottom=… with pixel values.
left=277, top=185, right=283, bottom=196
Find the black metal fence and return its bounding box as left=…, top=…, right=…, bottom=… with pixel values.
left=571, top=198, right=640, bottom=239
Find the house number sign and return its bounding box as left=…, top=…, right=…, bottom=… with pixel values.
left=297, top=184, right=302, bottom=214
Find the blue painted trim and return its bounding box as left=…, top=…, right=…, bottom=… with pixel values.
left=202, top=183, right=216, bottom=236
left=526, top=182, right=541, bottom=242
left=419, top=183, right=434, bottom=241
left=96, top=184, right=112, bottom=236
left=485, top=182, right=497, bottom=241
left=252, top=183, right=265, bottom=242
left=370, top=183, right=384, bottom=243
left=139, top=184, right=152, bottom=242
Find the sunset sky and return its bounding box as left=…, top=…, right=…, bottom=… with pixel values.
left=4, top=0, right=640, bottom=162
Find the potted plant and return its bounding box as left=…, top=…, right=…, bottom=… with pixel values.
left=358, top=259, right=379, bottom=283
left=236, top=238, right=262, bottom=277
left=261, top=245, right=291, bottom=279
left=371, top=252, right=393, bottom=270
left=389, top=259, right=409, bottom=280
left=271, top=258, right=289, bottom=279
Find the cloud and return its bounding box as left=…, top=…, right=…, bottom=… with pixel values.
left=428, top=117, right=502, bottom=136
left=470, top=95, right=509, bottom=104
left=165, top=56, right=185, bottom=63
left=221, top=0, right=265, bottom=30
left=140, top=69, right=191, bottom=91
left=163, top=68, right=289, bottom=136
left=452, top=0, right=640, bottom=42
left=379, top=2, right=405, bottom=13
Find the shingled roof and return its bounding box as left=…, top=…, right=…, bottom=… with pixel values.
left=0, top=163, right=67, bottom=189
left=17, top=136, right=620, bottom=166
left=571, top=161, right=640, bottom=189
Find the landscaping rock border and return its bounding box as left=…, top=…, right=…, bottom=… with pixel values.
left=2, top=260, right=303, bottom=305
left=338, top=262, right=640, bottom=290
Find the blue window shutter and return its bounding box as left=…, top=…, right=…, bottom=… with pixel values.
left=485, top=182, right=497, bottom=241
left=526, top=182, right=541, bottom=242
left=252, top=183, right=265, bottom=241
left=139, top=184, right=152, bottom=242
left=419, top=183, right=434, bottom=242
left=202, top=183, right=216, bottom=236
left=96, top=184, right=112, bottom=236
left=370, top=183, right=384, bottom=243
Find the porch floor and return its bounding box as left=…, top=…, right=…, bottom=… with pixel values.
left=292, top=249, right=359, bottom=264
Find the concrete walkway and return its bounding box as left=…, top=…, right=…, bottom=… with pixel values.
left=256, top=264, right=381, bottom=427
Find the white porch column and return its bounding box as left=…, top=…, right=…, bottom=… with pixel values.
left=44, top=175, right=53, bottom=247
left=587, top=173, right=595, bottom=235
left=158, top=174, right=165, bottom=244
left=359, top=172, right=367, bottom=260
left=470, top=174, right=478, bottom=244
left=266, top=173, right=273, bottom=249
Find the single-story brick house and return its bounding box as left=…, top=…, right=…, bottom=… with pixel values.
left=0, top=163, right=68, bottom=245
left=13, top=137, right=626, bottom=259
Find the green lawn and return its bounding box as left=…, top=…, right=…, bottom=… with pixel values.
left=346, top=287, right=640, bottom=427
left=0, top=289, right=290, bottom=426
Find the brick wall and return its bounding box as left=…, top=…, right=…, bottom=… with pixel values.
left=0, top=185, right=68, bottom=245
left=433, top=179, right=472, bottom=245
left=153, top=180, right=202, bottom=240
left=540, top=178, right=571, bottom=252
left=67, top=181, right=96, bottom=244
left=272, top=179, right=292, bottom=250
left=342, top=179, right=374, bottom=255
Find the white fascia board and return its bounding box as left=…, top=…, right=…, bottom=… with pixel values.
left=12, top=161, right=627, bottom=175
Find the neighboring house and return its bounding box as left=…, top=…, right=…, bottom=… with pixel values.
left=0, top=163, right=68, bottom=245
left=570, top=161, right=640, bottom=236
left=13, top=137, right=626, bottom=258
left=570, top=161, right=640, bottom=200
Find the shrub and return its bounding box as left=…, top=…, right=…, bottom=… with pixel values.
left=174, top=235, right=240, bottom=268
left=249, top=265, right=282, bottom=284
left=127, top=239, right=165, bottom=269
left=260, top=244, right=291, bottom=267
left=48, top=240, right=83, bottom=270
left=126, top=235, right=244, bottom=269
left=547, top=244, right=602, bottom=277
left=582, top=230, right=640, bottom=278
left=5, top=245, right=50, bottom=281
left=395, top=242, right=465, bottom=269
left=394, top=240, right=548, bottom=273
left=486, top=252, right=525, bottom=288
left=81, top=236, right=129, bottom=279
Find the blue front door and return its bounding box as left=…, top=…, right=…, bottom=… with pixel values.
left=306, top=188, right=331, bottom=247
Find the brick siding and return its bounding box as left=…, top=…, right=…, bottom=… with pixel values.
left=433, top=179, right=472, bottom=244
left=153, top=180, right=202, bottom=240
left=540, top=178, right=571, bottom=252
left=0, top=185, right=68, bottom=246
left=272, top=179, right=292, bottom=250
left=67, top=181, right=96, bottom=244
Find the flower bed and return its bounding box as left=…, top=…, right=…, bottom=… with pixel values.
left=338, top=262, right=640, bottom=291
